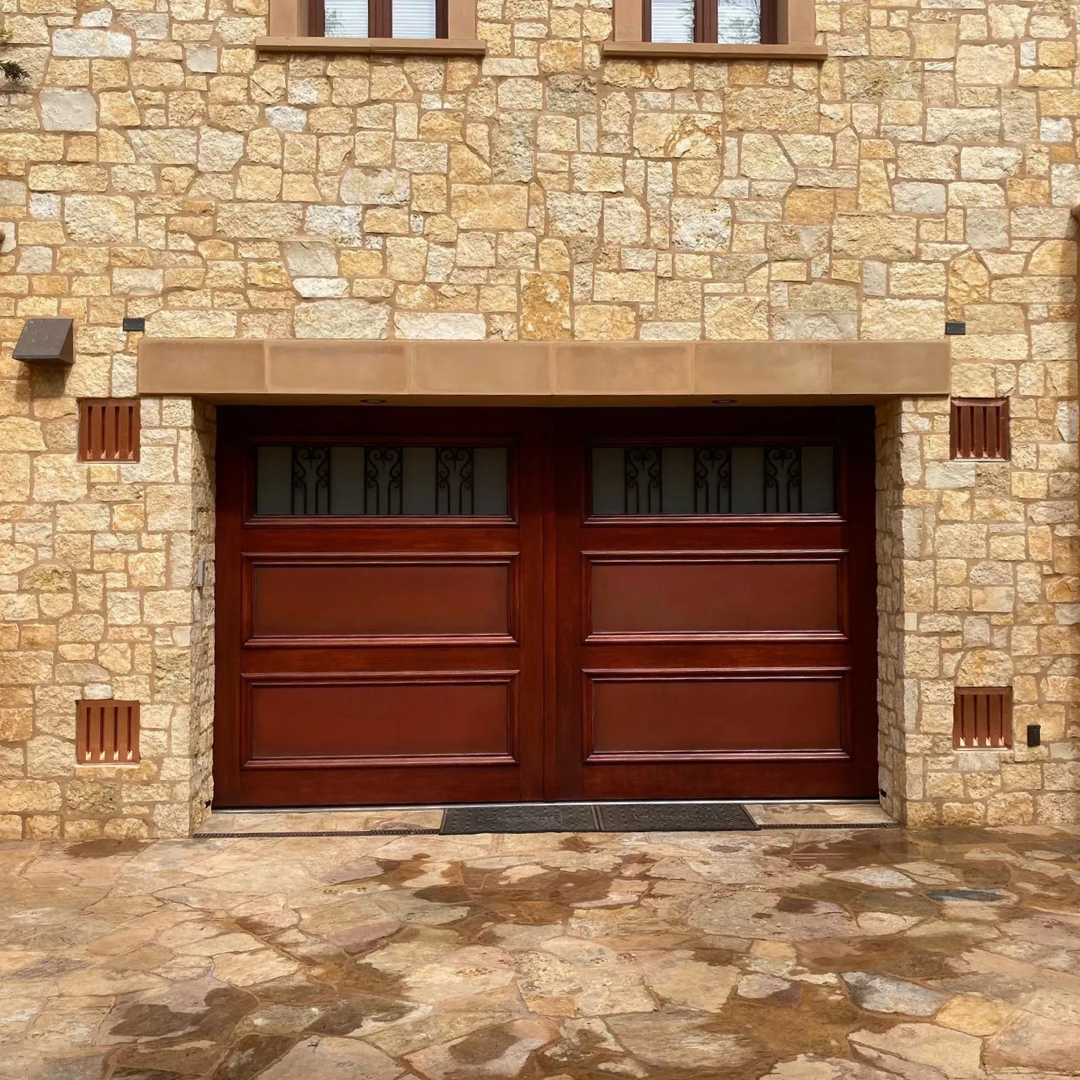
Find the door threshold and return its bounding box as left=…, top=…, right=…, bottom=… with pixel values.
left=196, top=799, right=897, bottom=838
left=214, top=797, right=884, bottom=813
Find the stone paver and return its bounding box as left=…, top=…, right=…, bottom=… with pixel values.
left=1, top=825, right=1078, bottom=1078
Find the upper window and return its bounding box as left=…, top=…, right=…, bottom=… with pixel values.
left=645, top=0, right=774, bottom=45
left=591, top=444, right=835, bottom=516
left=256, top=443, right=509, bottom=517
left=313, top=0, right=448, bottom=37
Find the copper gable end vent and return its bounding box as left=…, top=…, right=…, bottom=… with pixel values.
left=77, top=700, right=140, bottom=765
left=78, top=399, right=141, bottom=462
left=953, top=687, right=1012, bottom=750
left=951, top=398, right=1010, bottom=461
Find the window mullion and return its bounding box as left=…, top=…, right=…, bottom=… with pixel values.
left=696, top=0, right=718, bottom=43
left=371, top=0, right=392, bottom=37
left=760, top=0, right=778, bottom=44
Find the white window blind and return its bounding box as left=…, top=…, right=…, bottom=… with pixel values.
left=324, top=0, right=368, bottom=36
left=651, top=0, right=694, bottom=43
left=393, top=0, right=437, bottom=37
left=719, top=0, right=761, bottom=43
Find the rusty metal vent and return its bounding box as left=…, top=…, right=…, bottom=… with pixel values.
left=79, top=398, right=140, bottom=462
left=953, top=687, right=1012, bottom=750
left=77, top=700, right=140, bottom=764
left=951, top=398, right=1009, bottom=461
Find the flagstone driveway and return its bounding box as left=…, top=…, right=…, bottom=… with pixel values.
left=2, top=825, right=1079, bottom=1079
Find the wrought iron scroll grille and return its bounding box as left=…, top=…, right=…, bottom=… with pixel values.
left=694, top=446, right=732, bottom=514
left=292, top=446, right=331, bottom=515
left=624, top=447, right=662, bottom=514
left=764, top=445, right=802, bottom=513
left=260, top=444, right=500, bottom=517
left=364, top=447, right=403, bottom=515
left=603, top=444, right=827, bottom=516
left=436, top=447, right=475, bottom=515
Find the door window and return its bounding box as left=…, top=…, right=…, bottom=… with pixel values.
left=591, top=444, right=834, bottom=515
left=256, top=444, right=508, bottom=516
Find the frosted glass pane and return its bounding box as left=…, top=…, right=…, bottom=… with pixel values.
left=719, top=0, right=761, bottom=43
left=731, top=446, right=765, bottom=514
left=661, top=447, right=694, bottom=514
left=324, top=0, right=368, bottom=36
left=473, top=449, right=509, bottom=515
left=592, top=448, right=626, bottom=515
left=330, top=446, right=364, bottom=515
left=393, top=0, right=436, bottom=37
left=801, top=446, right=835, bottom=513
left=256, top=446, right=292, bottom=515
left=402, top=447, right=437, bottom=515
left=652, top=0, right=694, bottom=43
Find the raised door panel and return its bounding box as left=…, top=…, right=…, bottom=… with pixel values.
left=246, top=673, right=517, bottom=764
left=588, top=556, right=842, bottom=638
left=249, top=557, right=515, bottom=643
left=585, top=671, right=847, bottom=760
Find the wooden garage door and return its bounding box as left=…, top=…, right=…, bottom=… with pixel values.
left=215, top=407, right=877, bottom=807
left=552, top=408, right=878, bottom=801
left=214, top=408, right=546, bottom=808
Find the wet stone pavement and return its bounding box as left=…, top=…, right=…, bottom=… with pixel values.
left=2, top=826, right=1079, bottom=1079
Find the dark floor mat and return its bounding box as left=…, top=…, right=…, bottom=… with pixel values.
left=441, top=804, right=600, bottom=834
left=441, top=802, right=759, bottom=834
left=596, top=802, right=758, bottom=832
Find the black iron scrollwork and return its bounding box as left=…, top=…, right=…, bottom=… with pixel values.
left=624, top=447, right=662, bottom=514
left=291, top=445, right=330, bottom=515
left=694, top=446, right=732, bottom=514
left=436, top=447, right=475, bottom=515
left=764, top=446, right=801, bottom=513
left=364, top=447, right=404, bottom=515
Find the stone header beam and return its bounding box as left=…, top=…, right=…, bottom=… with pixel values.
left=138, top=339, right=951, bottom=403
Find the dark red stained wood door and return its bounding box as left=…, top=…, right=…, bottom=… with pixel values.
left=552, top=408, right=878, bottom=801
left=216, top=406, right=878, bottom=807
left=215, top=408, right=547, bottom=808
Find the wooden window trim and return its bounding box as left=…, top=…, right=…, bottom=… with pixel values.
left=642, top=0, right=777, bottom=45
left=262, top=0, right=484, bottom=53
left=308, top=0, right=448, bottom=38
left=610, top=0, right=825, bottom=59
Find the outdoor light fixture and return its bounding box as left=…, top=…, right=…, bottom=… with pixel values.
left=12, top=317, right=74, bottom=365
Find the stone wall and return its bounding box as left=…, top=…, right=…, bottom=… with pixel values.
left=0, top=368, right=215, bottom=839
left=1, top=0, right=1078, bottom=833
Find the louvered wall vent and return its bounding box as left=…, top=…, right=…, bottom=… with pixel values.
left=953, top=687, right=1012, bottom=750
left=950, top=398, right=1009, bottom=461
left=77, top=700, right=140, bottom=764
left=79, top=398, right=140, bottom=462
